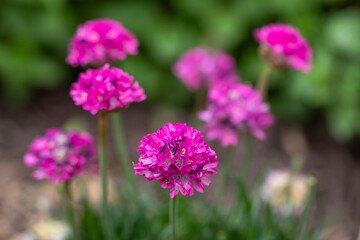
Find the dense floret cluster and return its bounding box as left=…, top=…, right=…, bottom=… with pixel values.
left=67, top=18, right=138, bottom=66
left=198, top=82, right=274, bottom=147
left=134, top=123, right=218, bottom=198
left=24, top=129, right=98, bottom=185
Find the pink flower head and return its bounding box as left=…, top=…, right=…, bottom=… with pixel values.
left=134, top=123, right=218, bottom=198
left=173, top=48, right=240, bottom=91
left=70, top=64, right=146, bottom=115
left=24, top=129, right=98, bottom=185
left=198, top=82, right=274, bottom=147
left=67, top=18, right=139, bottom=67
left=254, top=23, right=312, bottom=73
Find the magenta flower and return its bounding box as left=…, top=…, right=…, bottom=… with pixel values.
left=173, top=48, right=240, bottom=91
left=70, top=64, right=146, bottom=115
left=198, top=82, right=274, bottom=147
left=254, top=23, right=312, bottom=73
left=66, top=18, right=139, bottom=67
left=134, top=123, right=218, bottom=198
left=24, top=129, right=98, bottom=185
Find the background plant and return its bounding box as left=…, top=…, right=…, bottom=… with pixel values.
left=0, top=0, right=359, bottom=141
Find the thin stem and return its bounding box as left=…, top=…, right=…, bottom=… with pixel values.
left=110, top=112, right=134, bottom=184
left=64, top=181, right=78, bottom=240
left=216, top=146, right=236, bottom=208
left=240, top=133, right=255, bottom=180
left=170, top=195, right=178, bottom=240
left=296, top=177, right=316, bottom=240
left=257, top=64, right=272, bottom=98
left=98, top=110, right=113, bottom=239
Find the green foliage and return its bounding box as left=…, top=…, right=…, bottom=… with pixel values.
left=0, top=0, right=359, bottom=140
left=74, top=177, right=321, bottom=240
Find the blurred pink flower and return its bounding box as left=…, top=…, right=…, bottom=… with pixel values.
left=70, top=64, right=146, bottom=115
left=134, top=123, right=218, bottom=198
left=254, top=23, right=312, bottom=73
left=198, top=82, right=274, bottom=147
left=67, top=18, right=139, bottom=67
left=173, top=48, right=240, bottom=91
left=24, top=129, right=98, bottom=185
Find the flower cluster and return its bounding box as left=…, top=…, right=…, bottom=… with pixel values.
left=198, top=82, right=274, bottom=147
left=173, top=48, right=239, bottom=91
left=134, top=123, right=218, bottom=198
left=67, top=18, right=139, bottom=67
left=260, top=169, right=312, bottom=216
left=254, top=23, right=312, bottom=73
left=24, top=129, right=98, bottom=185
left=70, top=64, right=146, bottom=115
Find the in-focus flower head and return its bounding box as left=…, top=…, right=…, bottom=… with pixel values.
left=198, top=82, right=274, bottom=147
left=24, top=129, right=98, bottom=185
left=260, top=169, right=313, bottom=216
left=67, top=18, right=139, bottom=67
left=70, top=64, right=146, bottom=115
left=254, top=23, right=312, bottom=73
left=173, top=47, right=240, bottom=91
left=134, top=123, right=218, bottom=198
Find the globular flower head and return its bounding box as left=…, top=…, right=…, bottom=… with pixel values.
left=134, top=123, right=218, bottom=198
left=24, top=129, right=98, bottom=185
left=260, top=169, right=313, bottom=217
left=67, top=18, right=139, bottom=67
left=254, top=23, right=312, bottom=73
left=70, top=64, right=146, bottom=115
left=198, top=82, right=274, bottom=147
left=173, top=48, right=240, bottom=91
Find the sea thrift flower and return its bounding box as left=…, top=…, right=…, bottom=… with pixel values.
left=24, top=129, right=97, bottom=185
left=70, top=64, right=146, bottom=115
left=67, top=18, right=139, bottom=67
left=260, top=169, right=312, bottom=216
left=173, top=48, right=239, bottom=91
left=254, top=23, right=312, bottom=73
left=198, top=82, right=274, bottom=147
left=134, top=123, right=218, bottom=198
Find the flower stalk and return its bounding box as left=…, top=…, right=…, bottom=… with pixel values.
left=110, top=112, right=134, bottom=184
left=240, top=133, right=255, bottom=180
left=170, top=195, right=179, bottom=240
left=98, top=110, right=112, bottom=239
left=216, top=146, right=236, bottom=207
left=257, top=64, right=272, bottom=98
left=64, top=181, right=78, bottom=239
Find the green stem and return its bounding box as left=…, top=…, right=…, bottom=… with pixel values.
left=257, top=64, right=272, bottom=98
left=295, top=177, right=316, bottom=240
left=110, top=112, right=134, bottom=184
left=98, top=110, right=112, bottom=239
left=240, top=133, right=255, bottom=180
left=216, top=146, right=236, bottom=208
left=170, top=195, right=178, bottom=240
left=64, top=181, right=78, bottom=240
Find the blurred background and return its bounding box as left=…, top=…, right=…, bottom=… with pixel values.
left=0, top=0, right=359, bottom=239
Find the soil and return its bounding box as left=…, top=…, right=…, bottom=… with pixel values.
left=0, top=89, right=359, bottom=239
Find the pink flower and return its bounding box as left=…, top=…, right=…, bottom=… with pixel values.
left=66, top=18, right=139, bottom=67
left=70, top=64, right=146, bottom=115
left=24, top=129, right=98, bottom=185
left=173, top=48, right=240, bottom=91
left=254, top=23, right=312, bottom=73
left=198, top=82, right=274, bottom=147
left=134, top=123, right=218, bottom=198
